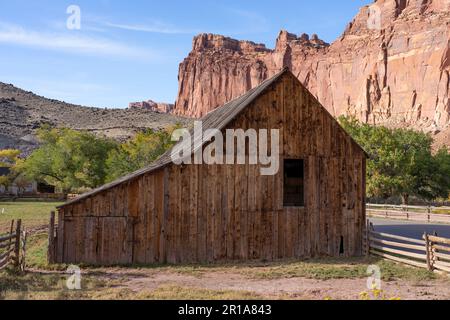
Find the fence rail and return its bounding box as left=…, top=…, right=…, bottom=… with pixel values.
left=0, top=219, right=27, bottom=271
left=0, top=193, right=67, bottom=202
left=365, top=221, right=450, bottom=274
left=367, top=204, right=450, bottom=224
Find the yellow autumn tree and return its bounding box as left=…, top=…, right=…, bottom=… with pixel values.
left=0, top=149, right=22, bottom=190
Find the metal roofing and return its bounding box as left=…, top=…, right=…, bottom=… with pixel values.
left=59, top=68, right=289, bottom=208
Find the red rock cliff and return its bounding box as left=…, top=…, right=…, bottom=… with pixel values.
left=129, top=100, right=174, bottom=113
left=174, top=0, right=450, bottom=139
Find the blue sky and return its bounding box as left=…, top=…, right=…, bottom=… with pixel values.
left=0, top=0, right=372, bottom=108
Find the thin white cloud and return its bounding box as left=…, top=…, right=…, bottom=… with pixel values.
left=102, top=20, right=198, bottom=35
left=0, top=23, right=156, bottom=59
left=88, top=9, right=267, bottom=37
left=47, top=19, right=108, bottom=33
left=102, top=12, right=268, bottom=36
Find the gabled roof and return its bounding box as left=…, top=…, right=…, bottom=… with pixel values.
left=60, top=68, right=368, bottom=208
left=59, top=68, right=289, bottom=208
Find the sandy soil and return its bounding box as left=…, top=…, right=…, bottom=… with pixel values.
left=89, top=268, right=450, bottom=300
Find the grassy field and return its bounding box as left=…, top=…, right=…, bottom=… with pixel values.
left=0, top=201, right=62, bottom=233
left=0, top=201, right=63, bottom=270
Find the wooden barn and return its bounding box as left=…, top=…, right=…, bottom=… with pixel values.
left=49, top=69, right=368, bottom=265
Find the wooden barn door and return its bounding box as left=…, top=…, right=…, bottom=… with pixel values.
left=61, top=216, right=133, bottom=265
left=97, top=217, right=134, bottom=265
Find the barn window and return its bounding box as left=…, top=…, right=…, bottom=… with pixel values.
left=283, top=159, right=305, bottom=207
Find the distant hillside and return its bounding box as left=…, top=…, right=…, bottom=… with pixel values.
left=0, top=82, right=191, bottom=154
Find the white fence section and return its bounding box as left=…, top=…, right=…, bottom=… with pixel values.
left=367, top=204, right=450, bottom=224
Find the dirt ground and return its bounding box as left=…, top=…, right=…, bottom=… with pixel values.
left=5, top=257, right=450, bottom=300
left=88, top=268, right=450, bottom=300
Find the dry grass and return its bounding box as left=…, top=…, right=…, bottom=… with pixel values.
left=134, top=286, right=265, bottom=300
left=0, top=256, right=446, bottom=300
left=0, top=270, right=264, bottom=300
left=237, top=258, right=437, bottom=282
left=0, top=269, right=108, bottom=300
left=129, top=257, right=437, bottom=282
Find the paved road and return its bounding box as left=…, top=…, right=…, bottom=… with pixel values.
left=369, top=218, right=450, bottom=240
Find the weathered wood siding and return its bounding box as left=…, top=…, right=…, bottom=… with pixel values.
left=55, top=72, right=366, bottom=265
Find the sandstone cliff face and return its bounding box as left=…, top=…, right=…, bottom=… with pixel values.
left=174, top=0, right=450, bottom=142
left=129, top=100, right=174, bottom=113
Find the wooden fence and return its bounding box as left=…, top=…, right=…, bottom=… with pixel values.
left=367, top=204, right=450, bottom=224
left=0, top=220, right=27, bottom=271
left=48, top=212, right=56, bottom=264
left=365, top=222, right=450, bottom=274
left=0, top=193, right=67, bottom=201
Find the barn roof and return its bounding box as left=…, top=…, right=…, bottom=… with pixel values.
left=59, top=68, right=290, bottom=208
left=59, top=68, right=367, bottom=208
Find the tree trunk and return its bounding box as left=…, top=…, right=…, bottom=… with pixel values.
left=401, top=194, right=409, bottom=205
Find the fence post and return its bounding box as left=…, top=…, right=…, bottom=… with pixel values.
left=48, top=211, right=55, bottom=264
left=365, top=220, right=370, bottom=256
left=427, top=206, right=431, bottom=223
left=14, top=219, right=21, bottom=268
left=8, top=219, right=14, bottom=251
left=424, top=233, right=433, bottom=271
left=367, top=222, right=374, bottom=256
left=21, top=230, right=27, bottom=272
left=433, top=231, right=439, bottom=266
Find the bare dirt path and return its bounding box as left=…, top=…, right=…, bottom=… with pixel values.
left=89, top=268, right=450, bottom=300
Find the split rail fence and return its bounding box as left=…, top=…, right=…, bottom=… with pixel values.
left=364, top=222, right=450, bottom=274
left=0, top=219, right=27, bottom=271
left=367, top=204, right=450, bottom=224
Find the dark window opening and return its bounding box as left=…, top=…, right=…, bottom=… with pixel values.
left=37, top=183, right=55, bottom=194
left=283, top=159, right=304, bottom=207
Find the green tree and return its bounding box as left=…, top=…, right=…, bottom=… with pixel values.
left=0, top=149, right=21, bottom=166
left=422, top=146, right=450, bottom=201
left=0, top=149, right=22, bottom=191
left=106, top=125, right=180, bottom=182
left=21, top=126, right=118, bottom=192
left=339, top=116, right=450, bottom=204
